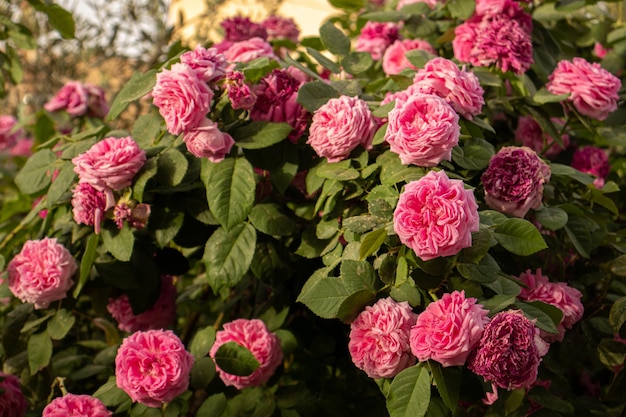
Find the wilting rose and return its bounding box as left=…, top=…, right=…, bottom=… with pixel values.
left=394, top=170, right=479, bottom=261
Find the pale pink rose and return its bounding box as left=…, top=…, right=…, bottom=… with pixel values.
left=0, top=115, right=22, bottom=151
left=210, top=319, right=283, bottom=389
left=571, top=146, right=610, bottom=188
left=71, top=183, right=111, bottom=234
left=180, top=45, right=228, bottom=83
left=115, top=329, right=194, bottom=407
left=384, top=92, right=460, bottom=166
left=0, top=373, right=27, bottom=417
left=410, top=290, right=489, bottom=367
left=349, top=297, right=418, bottom=378
left=468, top=310, right=549, bottom=390
left=412, top=57, right=484, bottom=119
left=394, top=170, right=479, bottom=261
left=183, top=118, right=235, bottom=163
left=84, top=84, right=109, bottom=118
left=481, top=146, right=551, bottom=218
left=307, top=95, right=376, bottom=163
left=225, top=37, right=277, bottom=64
left=72, top=136, right=146, bottom=191
left=225, top=71, right=257, bottom=110
left=262, top=15, right=300, bottom=43
left=396, top=0, right=439, bottom=9
left=107, top=275, right=177, bottom=333
left=382, top=39, right=437, bottom=75
left=516, top=269, right=584, bottom=342
left=547, top=57, right=621, bottom=121
left=6, top=238, right=77, bottom=309
left=221, top=16, right=267, bottom=42
left=355, top=21, right=400, bottom=60
left=514, top=116, right=569, bottom=159
left=43, top=394, right=112, bottom=417
left=44, top=81, right=89, bottom=116
left=152, top=63, right=213, bottom=135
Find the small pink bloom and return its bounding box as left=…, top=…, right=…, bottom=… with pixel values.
left=382, top=39, right=437, bottom=75
left=307, top=95, right=376, bottom=163
left=225, top=71, right=257, bottom=110
left=221, top=16, right=267, bottom=42
left=481, top=146, right=551, bottom=218
left=72, top=136, right=146, bottom=191
left=412, top=57, right=484, bottom=119
left=547, top=57, right=621, bottom=121
left=71, top=183, right=111, bottom=234
left=115, top=329, right=194, bottom=407
left=182, top=118, right=235, bottom=163
left=514, top=116, right=570, bottom=159
left=571, top=146, right=610, bottom=188
left=113, top=202, right=151, bottom=229
left=0, top=373, right=28, bottom=417
left=410, top=291, right=489, bottom=367
left=516, top=269, right=584, bottom=342
left=384, top=92, right=460, bottom=166
left=355, top=21, right=400, bottom=60
left=394, top=170, right=479, bottom=261
left=44, top=81, right=89, bottom=116
left=593, top=42, right=610, bottom=59
left=10, top=138, right=34, bottom=157
left=43, top=394, right=112, bottom=417
left=349, top=297, right=418, bottom=378
left=225, top=37, right=277, bottom=64
left=210, top=319, right=283, bottom=389
left=107, top=275, right=177, bottom=333
left=6, top=238, right=77, bottom=309
left=468, top=310, right=548, bottom=390
left=180, top=45, right=228, bottom=84
left=0, top=115, right=22, bottom=151
left=262, top=15, right=300, bottom=43
left=152, top=63, right=213, bottom=135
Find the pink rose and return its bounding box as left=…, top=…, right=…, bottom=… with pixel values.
left=307, top=95, right=376, bottom=163
left=384, top=93, right=460, bottom=166
left=72, top=136, right=146, bottom=191
left=382, top=39, right=437, bottom=75
left=210, top=319, right=283, bottom=389
left=396, top=0, right=439, bottom=9
left=393, top=170, right=479, bottom=261
left=225, top=37, right=277, bottom=64
left=10, top=138, right=34, bottom=157
left=546, top=57, right=621, bottom=121
left=183, top=118, right=235, bottom=163
left=180, top=45, right=228, bottom=84
left=468, top=310, right=549, bottom=390
left=0, top=373, right=28, bottom=417
left=571, top=146, right=609, bottom=188
left=0, top=115, right=22, bottom=151
left=410, top=290, right=489, bottom=367
left=514, top=116, right=570, bottom=159
left=481, top=146, right=551, bottom=218
left=593, top=42, right=610, bottom=59
left=152, top=63, right=213, bottom=135
left=412, top=57, right=484, bottom=119
left=107, top=275, right=177, bottom=333
left=44, top=81, right=89, bottom=116
left=43, top=394, right=112, bottom=417
left=349, top=297, right=418, bottom=378
left=71, top=183, right=112, bottom=234
left=6, top=238, right=77, bottom=309
left=516, top=269, right=584, bottom=342
left=221, top=16, right=267, bottom=42
left=226, top=71, right=257, bottom=110
left=262, top=15, right=300, bottom=43
left=113, top=202, right=151, bottom=230
left=355, top=21, right=400, bottom=60
left=115, top=329, right=194, bottom=407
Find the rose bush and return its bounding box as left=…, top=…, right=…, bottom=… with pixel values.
left=1, top=0, right=626, bottom=416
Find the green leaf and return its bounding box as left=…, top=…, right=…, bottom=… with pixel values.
left=611, top=256, right=626, bottom=278
left=493, top=218, right=547, bottom=256
left=480, top=294, right=516, bottom=315
left=360, top=228, right=388, bottom=260
left=101, top=225, right=134, bottom=262
left=429, top=362, right=460, bottom=412
left=405, top=49, right=437, bottom=69
left=456, top=254, right=500, bottom=283
left=156, top=148, right=188, bottom=187
left=515, top=301, right=563, bottom=334
left=190, top=356, right=216, bottom=389
left=532, top=88, right=570, bottom=104
left=387, top=364, right=431, bottom=417
left=296, top=81, right=340, bottom=112
left=609, top=297, right=626, bottom=337
left=342, top=52, right=374, bottom=75
left=550, top=163, right=593, bottom=185
left=74, top=233, right=100, bottom=298
left=319, top=21, right=350, bottom=56
left=107, top=69, right=157, bottom=121
left=327, top=0, right=366, bottom=11
left=45, top=4, right=75, bottom=38
left=14, top=149, right=57, bottom=195
left=46, top=161, right=75, bottom=209
left=453, top=138, right=494, bottom=170
left=214, top=341, right=260, bottom=376
left=446, top=0, right=475, bottom=19
left=232, top=122, right=292, bottom=149
left=564, top=215, right=595, bottom=259
left=305, top=47, right=341, bottom=74
left=190, top=326, right=217, bottom=360
left=249, top=203, right=296, bottom=236
left=133, top=158, right=158, bottom=202
left=28, top=331, right=53, bottom=374
left=206, top=157, right=255, bottom=231
left=47, top=309, right=76, bottom=340
left=197, top=393, right=227, bottom=417
left=534, top=206, right=568, bottom=231
left=204, top=224, right=257, bottom=292
left=359, top=11, right=407, bottom=22
left=154, top=210, right=184, bottom=248
left=93, top=376, right=131, bottom=407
